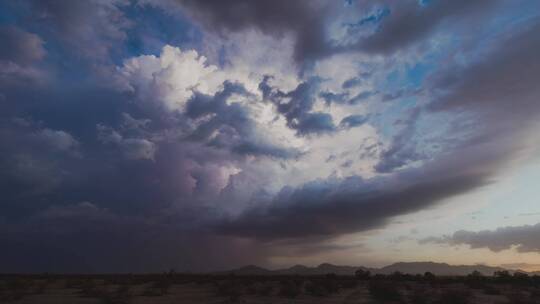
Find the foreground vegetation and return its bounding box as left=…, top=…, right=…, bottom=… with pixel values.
left=1, top=270, right=540, bottom=303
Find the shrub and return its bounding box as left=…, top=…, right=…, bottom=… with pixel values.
left=305, top=280, right=328, bottom=297
left=340, top=278, right=358, bottom=289
left=437, top=289, right=471, bottom=304
left=34, top=281, right=48, bottom=295
left=1, top=278, right=31, bottom=301
left=322, top=274, right=340, bottom=294
left=410, top=287, right=430, bottom=304
left=424, top=272, right=436, bottom=281
left=151, top=278, right=171, bottom=295
left=391, top=271, right=405, bottom=280
left=279, top=280, right=301, bottom=298
left=141, top=287, right=162, bottom=297
left=494, top=270, right=512, bottom=283
left=355, top=269, right=371, bottom=280
left=531, top=288, right=540, bottom=299
left=256, top=282, right=273, bottom=296
left=506, top=291, right=536, bottom=304
left=368, top=280, right=402, bottom=302
left=100, top=292, right=131, bottom=304
left=215, top=280, right=245, bottom=301
left=482, top=284, right=501, bottom=295
left=79, top=280, right=101, bottom=298
left=66, top=278, right=85, bottom=289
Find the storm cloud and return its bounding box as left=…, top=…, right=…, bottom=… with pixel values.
left=421, top=223, right=540, bottom=254
left=359, top=0, right=503, bottom=54
left=174, top=0, right=505, bottom=63
left=0, top=26, right=45, bottom=65
left=259, top=76, right=337, bottom=135
left=0, top=0, right=539, bottom=272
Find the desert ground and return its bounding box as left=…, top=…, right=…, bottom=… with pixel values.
left=1, top=272, right=539, bottom=304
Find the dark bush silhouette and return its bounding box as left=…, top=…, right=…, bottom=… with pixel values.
left=513, top=272, right=531, bottom=284
left=494, top=270, right=512, bottom=282
left=423, top=271, right=436, bottom=281
left=531, top=288, right=540, bottom=299
left=409, top=285, right=431, bottom=304
left=152, top=277, right=172, bottom=295
left=339, top=278, right=358, bottom=289
left=255, top=282, right=273, bottom=296
left=436, top=288, right=471, bottom=304
left=305, top=280, right=328, bottom=297
left=368, top=280, right=402, bottom=302
left=468, top=270, right=483, bottom=278
left=465, top=271, right=486, bottom=289
left=1, top=278, right=31, bottom=301
left=322, top=274, right=340, bottom=294
left=482, top=284, right=501, bottom=295
left=215, top=279, right=245, bottom=301
left=506, top=291, right=536, bottom=304
left=79, top=279, right=100, bottom=297
left=391, top=271, right=404, bottom=280
left=355, top=269, right=371, bottom=280
left=3, top=271, right=540, bottom=303
left=279, top=279, right=301, bottom=298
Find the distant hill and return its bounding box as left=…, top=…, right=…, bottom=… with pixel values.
left=275, top=263, right=374, bottom=275
left=377, top=262, right=507, bottom=276
left=314, top=263, right=370, bottom=275
left=223, top=263, right=372, bottom=276
left=222, top=265, right=273, bottom=275
left=274, top=264, right=313, bottom=275
left=223, top=261, right=521, bottom=276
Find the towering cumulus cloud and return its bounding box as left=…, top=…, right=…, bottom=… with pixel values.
left=0, top=0, right=539, bottom=272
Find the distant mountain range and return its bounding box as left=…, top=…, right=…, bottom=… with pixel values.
left=375, top=262, right=508, bottom=276
left=221, top=262, right=533, bottom=276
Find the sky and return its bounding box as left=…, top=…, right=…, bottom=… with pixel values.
left=1, top=0, right=540, bottom=273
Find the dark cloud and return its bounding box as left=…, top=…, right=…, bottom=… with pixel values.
left=0, top=26, right=45, bottom=65
left=232, top=142, right=299, bottom=160
left=374, top=108, right=424, bottom=173
left=176, top=0, right=505, bottom=64
left=186, top=81, right=300, bottom=158
left=218, top=128, right=517, bottom=240
left=429, top=17, right=540, bottom=126
left=375, top=17, right=540, bottom=175
left=319, top=90, right=375, bottom=106
left=218, top=159, right=492, bottom=240
left=0, top=118, right=81, bottom=216
left=0, top=25, right=47, bottom=86
left=349, top=91, right=376, bottom=105
left=27, top=0, right=131, bottom=60
left=294, top=112, right=336, bottom=135
left=259, top=76, right=337, bottom=135
left=0, top=83, right=275, bottom=272
left=0, top=66, right=300, bottom=272
left=0, top=202, right=267, bottom=273
left=219, top=16, right=540, bottom=238
left=176, top=0, right=317, bottom=33
left=0, top=77, right=233, bottom=218
left=421, top=223, right=540, bottom=254
left=360, top=0, right=502, bottom=54
left=97, top=123, right=157, bottom=161
left=341, top=76, right=364, bottom=89
left=340, top=114, right=369, bottom=129
left=319, top=91, right=348, bottom=105
left=0, top=0, right=539, bottom=273
left=175, top=0, right=331, bottom=63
